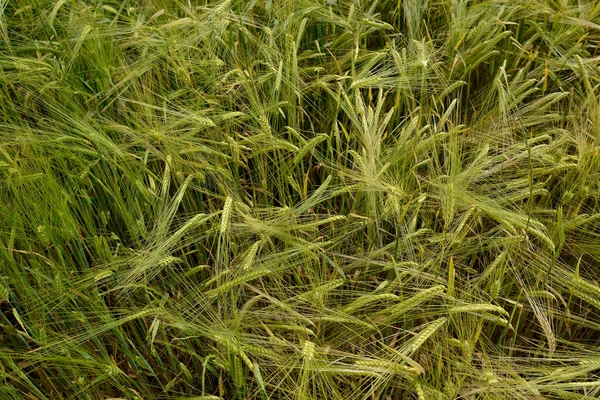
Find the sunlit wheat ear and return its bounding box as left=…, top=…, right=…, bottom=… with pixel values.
left=220, top=196, right=234, bottom=236
left=205, top=266, right=275, bottom=298
left=294, top=174, right=332, bottom=216
left=295, top=278, right=346, bottom=304
left=293, top=134, right=328, bottom=166
left=231, top=355, right=245, bottom=392
left=212, top=0, right=233, bottom=16
left=489, top=279, right=501, bottom=299
left=342, top=293, right=399, bottom=314
left=301, top=340, right=315, bottom=364
left=414, top=381, right=426, bottom=400
left=448, top=304, right=509, bottom=317
left=401, top=317, right=447, bottom=356
left=240, top=240, right=261, bottom=271
left=477, top=251, right=508, bottom=284
left=375, top=285, right=445, bottom=324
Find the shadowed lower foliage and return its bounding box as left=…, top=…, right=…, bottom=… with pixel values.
left=1, top=0, right=600, bottom=399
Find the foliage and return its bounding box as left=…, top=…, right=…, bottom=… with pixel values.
left=1, top=0, right=600, bottom=398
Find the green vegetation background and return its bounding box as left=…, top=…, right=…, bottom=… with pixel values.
left=1, top=0, right=600, bottom=398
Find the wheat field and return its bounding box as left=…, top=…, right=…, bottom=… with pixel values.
left=1, top=0, right=600, bottom=399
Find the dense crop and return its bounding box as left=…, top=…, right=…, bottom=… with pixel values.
left=1, top=0, right=600, bottom=399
